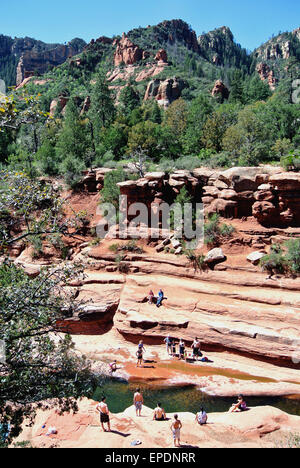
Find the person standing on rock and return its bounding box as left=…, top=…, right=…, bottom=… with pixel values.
left=96, top=396, right=111, bottom=432
left=134, top=388, right=144, bottom=417
left=179, top=339, right=185, bottom=360
left=171, top=414, right=182, bottom=447
left=164, top=335, right=172, bottom=355
left=136, top=341, right=146, bottom=367
left=192, top=338, right=202, bottom=361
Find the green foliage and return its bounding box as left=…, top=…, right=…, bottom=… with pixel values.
left=260, top=251, right=287, bottom=276
left=204, top=213, right=235, bottom=246
left=285, top=238, right=300, bottom=275
left=281, top=150, right=300, bottom=172
left=0, top=262, right=97, bottom=441
left=100, top=168, right=129, bottom=209
left=185, top=249, right=207, bottom=272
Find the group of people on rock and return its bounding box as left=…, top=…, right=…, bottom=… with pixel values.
left=163, top=335, right=207, bottom=362
left=148, top=289, right=165, bottom=308
left=96, top=392, right=248, bottom=447
left=97, top=389, right=209, bottom=448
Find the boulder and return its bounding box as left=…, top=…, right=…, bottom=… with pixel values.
left=269, top=173, right=300, bottom=191
left=247, top=251, right=267, bottom=265
left=204, top=248, right=227, bottom=265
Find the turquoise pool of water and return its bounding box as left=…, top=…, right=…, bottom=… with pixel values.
left=93, top=380, right=300, bottom=416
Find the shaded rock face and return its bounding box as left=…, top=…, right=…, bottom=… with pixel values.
left=77, top=166, right=300, bottom=228
left=154, top=19, right=199, bottom=53
left=256, top=63, right=277, bottom=90
left=211, top=80, right=230, bottom=100
left=16, top=43, right=84, bottom=85
left=253, top=173, right=300, bottom=227
left=155, top=49, right=168, bottom=63
left=114, top=33, right=144, bottom=66
left=144, top=77, right=187, bottom=107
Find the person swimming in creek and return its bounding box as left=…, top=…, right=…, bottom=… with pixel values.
left=171, top=414, right=182, bottom=447
left=133, top=388, right=144, bottom=417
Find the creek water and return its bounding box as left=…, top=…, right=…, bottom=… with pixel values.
left=93, top=380, right=300, bottom=417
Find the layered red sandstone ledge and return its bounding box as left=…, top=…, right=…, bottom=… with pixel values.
left=13, top=399, right=300, bottom=448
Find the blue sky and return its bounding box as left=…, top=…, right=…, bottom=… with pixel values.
left=1, top=0, right=299, bottom=51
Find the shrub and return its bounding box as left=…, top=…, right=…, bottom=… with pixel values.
left=185, top=249, right=207, bottom=272
left=285, top=239, right=300, bottom=275
left=204, top=213, right=236, bottom=247
left=260, top=252, right=287, bottom=276
left=281, top=150, right=300, bottom=172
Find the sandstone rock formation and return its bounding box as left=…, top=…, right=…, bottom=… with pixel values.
left=144, top=77, right=187, bottom=107
left=256, top=63, right=277, bottom=90
left=13, top=399, right=300, bottom=448
left=253, top=173, right=300, bottom=227
left=113, top=33, right=144, bottom=66
left=155, top=49, right=168, bottom=63
left=212, top=79, right=230, bottom=100
left=16, top=43, right=84, bottom=86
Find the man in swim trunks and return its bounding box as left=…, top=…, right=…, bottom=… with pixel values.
left=134, top=388, right=144, bottom=417
left=153, top=403, right=166, bottom=421
left=96, top=396, right=111, bottom=432
left=170, top=414, right=182, bottom=447
left=192, top=337, right=202, bottom=361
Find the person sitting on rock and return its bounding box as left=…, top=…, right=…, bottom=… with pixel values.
left=109, top=360, right=117, bottom=374
left=153, top=403, right=166, bottom=421
left=156, top=289, right=164, bottom=308
left=196, top=407, right=208, bottom=425
left=148, top=290, right=155, bottom=304
left=229, top=395, right=248, bottom=413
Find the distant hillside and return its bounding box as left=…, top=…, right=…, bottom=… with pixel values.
left=1, top=19, right=299, bottom=111
left=0, top=34, right=86, bottom=86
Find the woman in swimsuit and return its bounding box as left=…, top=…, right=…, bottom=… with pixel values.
left=171, top=414, right=182, bottom=447
left=229, top=395, right=248, bottom=413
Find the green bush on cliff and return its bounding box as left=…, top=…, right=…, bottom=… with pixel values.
left=285, top=238, right=300, bottom=275
left=204, top=213, right=236, bottom=247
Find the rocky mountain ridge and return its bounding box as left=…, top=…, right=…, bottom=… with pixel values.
left=1, top=19, right=299, bottom=90
left=0, top=34, right=86, bottom=86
